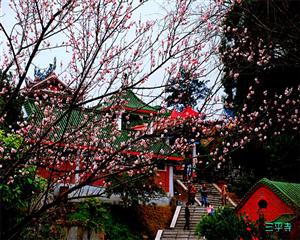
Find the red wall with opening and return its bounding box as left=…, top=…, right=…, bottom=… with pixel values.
left=238, top=186, right=294, bottom=222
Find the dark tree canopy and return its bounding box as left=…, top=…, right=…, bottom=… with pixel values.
left=165, top=68, right=209, bottom=111
left=0, top=71, right=24, bottom=131
left=220, top=0, right=300, bottom=112
left=219, top=0, right=300, bottom=187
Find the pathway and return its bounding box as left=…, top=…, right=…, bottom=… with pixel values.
left=157, top=182, right=230, bottom=240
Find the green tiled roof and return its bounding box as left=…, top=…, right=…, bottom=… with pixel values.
left=98, top=90, right=160, bottom=113
left=24, top=99, right=92, bottom=141
left=270, top=214, right=297, bottom=223
left=237, top=178, right=300, bottom=211
left=102, top=129, right=176, bottom=156
left=23, top=98, right=179, bottom=159
left=120, top=90, right=160, bottom=112
left=257, top=178, right=300, bottom=209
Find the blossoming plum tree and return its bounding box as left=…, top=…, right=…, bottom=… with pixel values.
left=214, top=0, right=300, bottom=183
left=0, top=0, right=226, bottom=238
left=2, top=1, right=298, bottom=238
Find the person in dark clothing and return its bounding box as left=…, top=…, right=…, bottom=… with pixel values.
left=200, top=184, right=208, bottom=207
left=184, top=202, right=190, bottom=230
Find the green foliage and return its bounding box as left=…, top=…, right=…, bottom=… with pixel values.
left=104, top=212, right=140, bottom=240
left=165, top=68, right=209, bottom=111
left=0, top=131, right=46, bottom=238
left=196, top=207, right=250, bottom=240
left=20, top=218, right=66, bottom=240
left=0, top=129, right=22, bottom=148
left=0, top=167, right=45, bottom=210
left=195, top=207, right=277, bottom=240
left=67, top=200, right=140, bottom=240
left=0, top=131, right=44, bottom=208
left=67, top=198, right=109, bottom=232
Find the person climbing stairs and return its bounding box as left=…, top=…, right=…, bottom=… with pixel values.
left=158, top=182, right=227, bottom=240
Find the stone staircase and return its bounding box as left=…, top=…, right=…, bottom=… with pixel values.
left=158, top=182, right=226, bottom=240
left=195, top=183, right=223, bottom=208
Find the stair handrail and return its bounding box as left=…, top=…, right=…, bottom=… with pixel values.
left=176, top=179, right=187, bottom=191
left=212, top=183, right=237, bottom=207
left=154, top=229, right=163, bottom=240
left=170, top=205, right=181, bottom=228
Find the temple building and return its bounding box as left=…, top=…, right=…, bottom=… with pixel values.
left=236, top=178, right=300, bottom=239
left=23, top=67, right=185, bottom=201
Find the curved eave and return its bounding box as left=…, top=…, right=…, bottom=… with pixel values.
left=236, top=179, right=300, bottom=213
left=124, top=106, right=158, bottom=114
left=123, top=150, right=183, bottom=161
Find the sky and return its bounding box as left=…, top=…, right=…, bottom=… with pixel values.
left=0, top=0, right=223, bottom=115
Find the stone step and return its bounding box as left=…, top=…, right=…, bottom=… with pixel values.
left=160, top=181, right=230, bottom=239
left=161, top=230, right=198, bottom=240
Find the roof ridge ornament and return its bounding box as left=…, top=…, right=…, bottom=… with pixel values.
left=34, top=57, right=56, bottom=81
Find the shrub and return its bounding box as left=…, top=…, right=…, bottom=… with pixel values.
left=195, top=207, right=278, bottom=240
left=67, top=198, right=109, bottom=234
left=103, top=212, right=140, bottom=240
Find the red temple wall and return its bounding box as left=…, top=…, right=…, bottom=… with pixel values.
left=238, top=186, right=294, bottom=222
left=37, top=159, right=172, bottom=194
left=154, top=166, right=170, bottom=193
left=37, top=162, right=76, bottom=184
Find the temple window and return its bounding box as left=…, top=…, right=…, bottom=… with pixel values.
left=258, top=199, right=268, bottom=209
